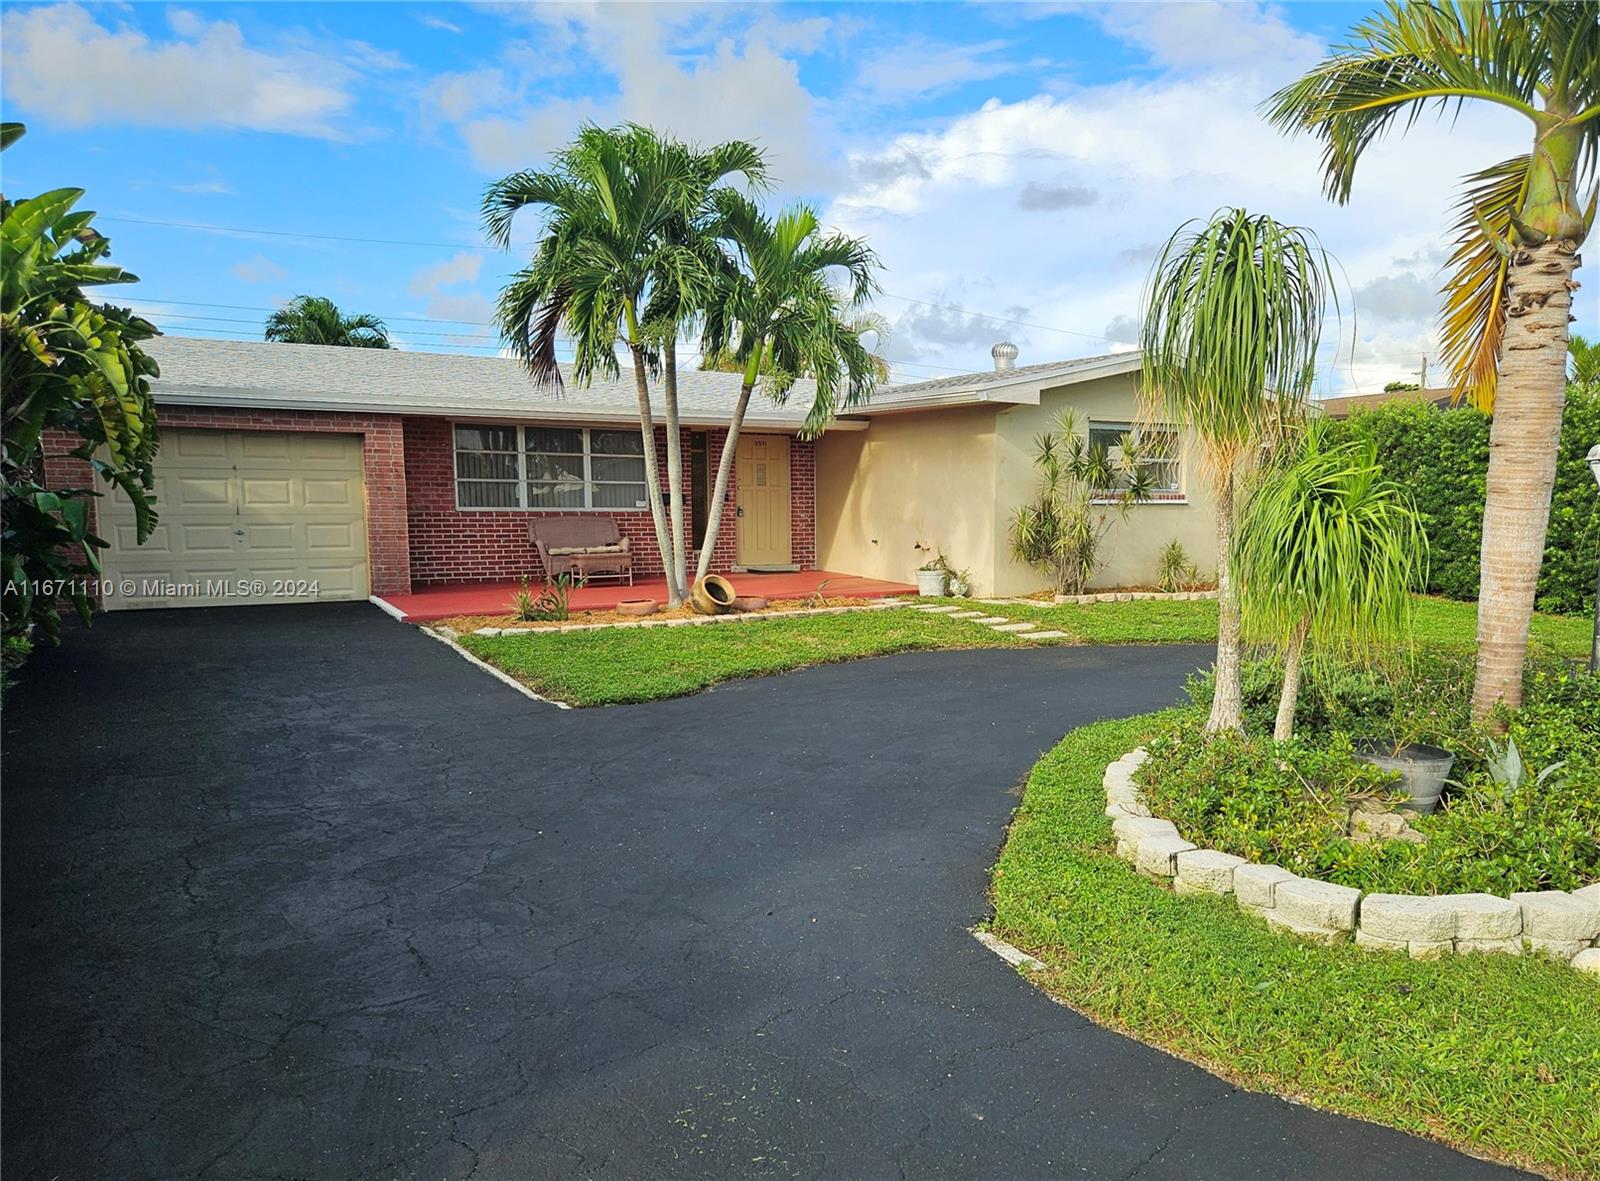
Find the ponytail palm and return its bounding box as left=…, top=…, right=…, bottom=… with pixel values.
left=1140, top=208, right=1337, bottom=732
left=693, top=197, right=881, bottom=581
left=1265, top=1, right=1600, bottom=721
left=1235, top=427, right=1429, bottom=741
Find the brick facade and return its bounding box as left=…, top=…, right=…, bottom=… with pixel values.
left=44, top=407, right=816, bottom=596
left=403, top=417, right=816, bottom=585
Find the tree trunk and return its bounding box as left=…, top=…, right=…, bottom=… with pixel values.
left=661, top=338, right=688, bottom=601
left=696, top=380, right=755, bottom=582
left=1471, top=239, right=1579, bottom=723
left=1274, top=616, right=1308, bottom=743
left=1207, top=469, right=1243, bottom=733
left=628, top=343, right=681, bottom=607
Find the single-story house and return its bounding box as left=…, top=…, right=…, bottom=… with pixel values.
left=1315, top=387, right=1458, bottom=419
left=47, top=336, right=1218, bottom=609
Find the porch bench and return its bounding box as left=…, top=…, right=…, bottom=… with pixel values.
left=530, top=517, right=634, bottom=585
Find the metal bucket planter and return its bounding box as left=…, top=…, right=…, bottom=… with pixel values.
left=1354, top=741, right=1456, bottom=814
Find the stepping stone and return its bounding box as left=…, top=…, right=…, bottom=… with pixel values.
left=970, top=615, right=1010, bottom=624
left=990, top=621, right=1037, bottom=633
left=1027, top=630, right=1069, bottom=639
left=948, top=611, right=986, bottom=618
left=921, top=605, right=961, bottom=614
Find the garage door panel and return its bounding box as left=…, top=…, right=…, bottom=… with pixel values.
left=102, top=429, right=369, bottom=610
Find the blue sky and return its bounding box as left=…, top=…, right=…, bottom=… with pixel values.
left=3, top=1, right=1584, bottom=393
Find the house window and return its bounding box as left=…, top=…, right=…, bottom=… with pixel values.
left=454, top=425, right=649, bottom=510
left=1088, top=421, right=1183, bottom=499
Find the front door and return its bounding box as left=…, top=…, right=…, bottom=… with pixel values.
left=735, top=434, right=792, bottom=568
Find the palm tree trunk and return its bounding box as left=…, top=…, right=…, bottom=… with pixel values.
left=1470, top=239, right=1579, bottom=723
left=1207, top=469, right=1243, bottom=733
left=661, top=338, right=688, bottom=600
left=696, top=379, right=755, bottom=582
left=628, top=343, right=681, bottom=607
left=1274, top=616, right=1309, bottom=743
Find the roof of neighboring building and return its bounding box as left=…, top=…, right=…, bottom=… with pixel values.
left=141, top=336, right=1146, bottom=428
left=1315, top=388, right=1459, bottom=419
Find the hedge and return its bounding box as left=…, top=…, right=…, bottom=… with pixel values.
left=1325, top=385, right=1600, bottom=615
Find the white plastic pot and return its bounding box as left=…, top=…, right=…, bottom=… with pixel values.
left=915, top=568, right=948, bottom=597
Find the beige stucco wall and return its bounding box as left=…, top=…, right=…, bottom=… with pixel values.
left=991, top=372, right=1219, bottom=595
left=815, top=405, right=1000, bottom=589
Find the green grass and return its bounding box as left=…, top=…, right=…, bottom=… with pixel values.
left=457, top=608, right=1027, bottom=706
left=990, top=712, right=1600, bottom=1179
left=956, top=593, right=1592, bottom=659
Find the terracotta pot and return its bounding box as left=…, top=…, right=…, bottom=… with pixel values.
left=616, top=599, right=659, bottom=617
left=690, top=574, right=737, bottom=615
left=730, top=595, right=768, bottom=613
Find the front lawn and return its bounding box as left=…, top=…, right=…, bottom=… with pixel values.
left=990, top=713, right=1600, bottom=1179
left=456, top=607, right=1029, bottom=706
left=959, top=593, right=1592, bottom=657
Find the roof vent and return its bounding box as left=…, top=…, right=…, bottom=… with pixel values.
left=991, top=341, right=1019, bottom=373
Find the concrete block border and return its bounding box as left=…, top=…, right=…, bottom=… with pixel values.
left=1104, top=747, right=1600, bottom=975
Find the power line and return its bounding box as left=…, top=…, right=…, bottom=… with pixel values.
left=107, top=215, right=1138, bottom=350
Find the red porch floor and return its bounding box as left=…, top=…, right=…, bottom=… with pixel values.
left=378, top=570, right=917, bottom=623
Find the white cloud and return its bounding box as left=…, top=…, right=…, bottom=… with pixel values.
left=829, top=56, right=1537, bottom=393
left=1079, top=1, right=1324, bottom=74
left=418, top=13, right=463, bottom=35
left=231, top=255, right=286, bottom=284
left=1, top=4, right=370, bottom=137
left=853, top=38, right=1032, bottom=103
left=408, top=252, right=492, bottom=324
left=432, top=6, right=835, bottom=188
left=171, top=179, right=233, bottom=195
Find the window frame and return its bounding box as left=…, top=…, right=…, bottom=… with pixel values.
left=453, top=423, right=651, bottom=512
left=1086, top=419, right=1186, bottom=504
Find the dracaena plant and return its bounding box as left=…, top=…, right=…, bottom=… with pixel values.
left=1265, top=1, right=1600, bottom=723
left=1, top=122, right=161, bottom=664
left=1009, top=410, right=1154, bottom=597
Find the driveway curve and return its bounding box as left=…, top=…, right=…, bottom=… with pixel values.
left=2, top=604, right=1521, bottom=1179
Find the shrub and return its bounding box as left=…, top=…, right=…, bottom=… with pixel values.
left=1156, top=539, right=1198, bottom=592
left=1324, top=388, right=1599, bottom=613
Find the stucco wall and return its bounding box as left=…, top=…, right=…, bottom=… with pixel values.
left=992, top=373, right=1219, bottom=595
left=815, top=406, right=1000, bottom=590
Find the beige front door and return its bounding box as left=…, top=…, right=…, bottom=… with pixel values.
left=735, top=434, right=792, bottom=568
left=100, top=428, right=369, bottom=609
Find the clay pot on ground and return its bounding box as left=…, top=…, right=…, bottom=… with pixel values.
left=730, top=596, right=768, bottom=613
left=690, top=575, right=737, bottom=615
left=616, top=599, right=659, bottom=617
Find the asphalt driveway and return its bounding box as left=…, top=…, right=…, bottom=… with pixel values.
left=2, top=604, right=1521, bottom=1179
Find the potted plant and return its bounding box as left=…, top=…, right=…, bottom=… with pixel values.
left=915, top=555, right=949, bottom=597
left=1353, top=732, right=1455, bottom=814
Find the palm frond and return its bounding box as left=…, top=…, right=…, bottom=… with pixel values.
left=1439, top=154, right=1531, bottom=410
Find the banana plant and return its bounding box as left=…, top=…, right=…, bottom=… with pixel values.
left=2, top=123, right=161, bottom=655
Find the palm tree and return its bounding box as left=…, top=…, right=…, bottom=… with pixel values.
left=1234, top=425, right=1429, bottom=741
left=701, top=306, right=892, bottom=382
left=1140, top=209, right=1337, bottom=732
left=482, top=125, right=762, bottom=606
left=1266, top=1, right=1599, bottom=721
left=264, top=296, right=390, bottom=348
left=693, top=197, right=881, bottom=581
left=1570, top=332, right=1600, bottom=391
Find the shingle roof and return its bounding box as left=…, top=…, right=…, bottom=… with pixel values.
left=144, top=336, right=822, bottom=429
left=143, top=336, right=1144, bottom=426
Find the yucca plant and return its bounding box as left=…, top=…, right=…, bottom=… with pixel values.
left=1234, top=424, right=1430, bottom=741
left=1140, top=208, right=1337, bottom=732
left=1266, top=1, right=1600, bottom=721
left=1010, top=410, right=1153, bottom=596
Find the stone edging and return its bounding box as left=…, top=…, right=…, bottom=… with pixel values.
left=1056, top=589, right=1219, bottom=605
left=1104, top=747, right=1600, bottom=975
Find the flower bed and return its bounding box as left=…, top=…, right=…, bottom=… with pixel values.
left=1106, top=747, right=1600, bottom=971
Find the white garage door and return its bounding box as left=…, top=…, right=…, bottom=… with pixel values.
left=101, top=429, right=369, bottom=610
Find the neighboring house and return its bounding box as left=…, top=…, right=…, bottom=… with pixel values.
left=1315, top=387, right=1458, bottom=419
left=46, top=337, right=1216, bottom=609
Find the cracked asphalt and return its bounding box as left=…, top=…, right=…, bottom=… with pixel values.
left=2, top=603, right=1523, bottom=1179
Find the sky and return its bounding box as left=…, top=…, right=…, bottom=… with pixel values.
left=2, top=0, right=1588, bottom=395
